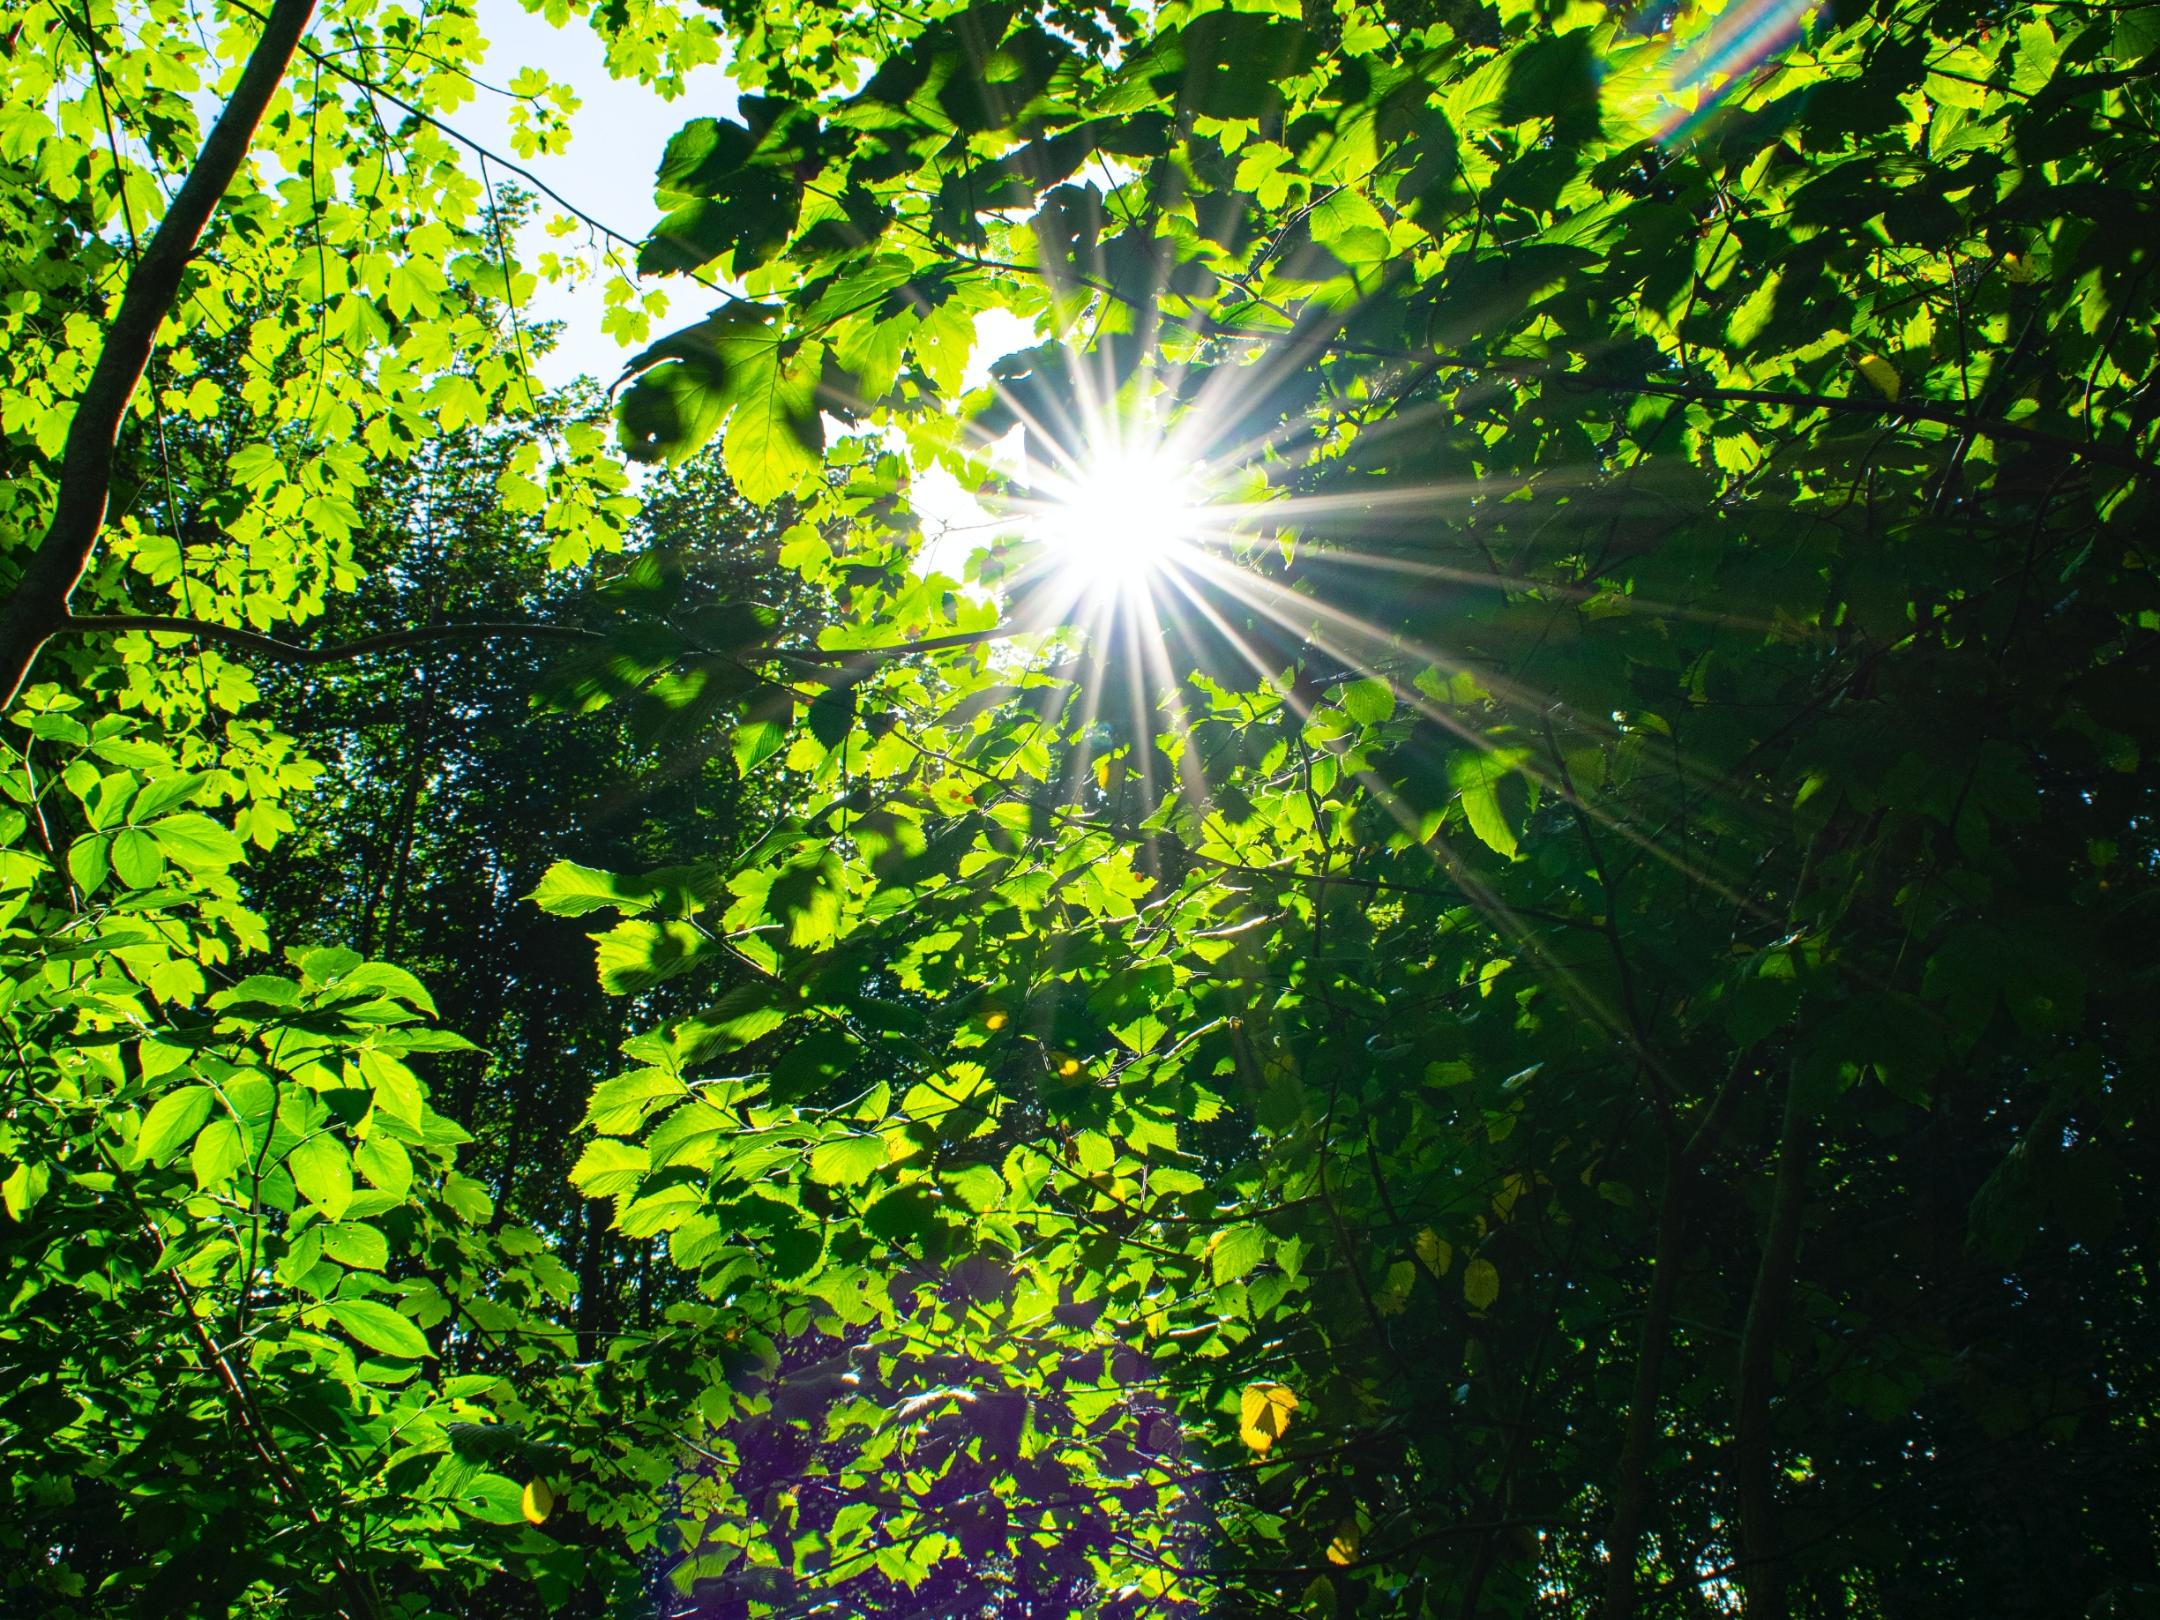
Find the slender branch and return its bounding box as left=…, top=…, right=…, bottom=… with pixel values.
left=1595, top=375, right=2158, bottom=480
left=1596, top=1142, right=1693, bottom=1620
left=56, top=613, right=601, bottom=664
left=223, top=0, right=719, bottom=293
left=58, top=613, right=1018, bottom=674
left=1732, top=1066, right=1814, bottom=1620
left=770, top=624, right=1012, bottom=668
left=1542, top=710, right=1674, bottom=1139
left=98, top=1144, right=382, bottom=1619
left=0, top=0, right=319, bottom=706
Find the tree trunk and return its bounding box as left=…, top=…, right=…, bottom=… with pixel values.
left=0, top=0, right=318, bottom=706
left=576, top=1193, right=612, bottom=1362
left=1598, top=1145, right=1692, bottom=1620
left=1733, top=1071, right=1813, bottom=1619
left=371, top=681, right=438, bottom=956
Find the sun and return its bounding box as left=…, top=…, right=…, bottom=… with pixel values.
left=1033, top=446, right=1204, bottom=598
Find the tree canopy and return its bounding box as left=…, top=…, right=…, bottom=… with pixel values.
left=2, top=0, right=2157, bottom=1616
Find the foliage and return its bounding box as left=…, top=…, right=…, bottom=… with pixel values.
left=578, top=0, right=2160, bottom=1613
left=250, top=411, right=827, bottom=1353
left=0, top=702, right=602, bottom=1612
left=4, top=0, right=2159, bottom=1614
left=0, top=1, right=686, bottom=1611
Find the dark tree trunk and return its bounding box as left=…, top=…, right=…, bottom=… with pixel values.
left=1733, top=1072, right=1814, bottom=1620
left=1598, top=1145, right=1693, bottom=1620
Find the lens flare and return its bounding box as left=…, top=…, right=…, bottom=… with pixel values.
left=1603, top=0, right=1818, bottom=144
left=1035, top=448, right=1205, bottom=597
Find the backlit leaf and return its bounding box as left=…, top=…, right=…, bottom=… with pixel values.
left=327, top=1298, right=432, bottom=1360
left=136, top=1086, right=215, bottom=1167
left=522, top=1476, right=557, bottom=1525
left=1239, top=1382, right=1299, bottom=1453
left=1464, top=1257, right=1500, bottom=1310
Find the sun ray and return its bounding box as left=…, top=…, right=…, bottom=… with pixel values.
left=1099, top=552, right=1661, bottom=1056
left=941, top=283, right=1784, bottom=929
left=1166, top=546, right=1768, bottom=914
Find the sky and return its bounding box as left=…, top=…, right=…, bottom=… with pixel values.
left=461, top=0, right=1016, bottom=544
left=462, top=2, right=1034, bottom=387
left=463, top=0, right=737, bottom=388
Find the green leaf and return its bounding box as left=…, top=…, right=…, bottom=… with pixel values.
left=639, top=176, right=802, bottom=277
left=723, top=338, right=826, bottom=505
left=148, top=812, right=244, bottom=871
left=3, top=1160, right=51, bottom=1220
left=809, top=1134, right=887, bottom=1187
left=136, top=1086, right=216, bottom=1167
left=1499, top=32, right=1599, bottom=132
left=943, top=1163, right=1005, bottom=1211
left=359, top=1050, right=423, bottom=1125
left=593, top=919, right=709, bottom=996
left=807, top=689, right=853, bottom=750
left=671, top=982, right=791, bottom=1062
left=219, top=975, right=300, bottom=1008
left=1211, top=1223, right=1269, bottom=1285
left=619, top=1182, right=704, bottom=1237
left=731, top=718, right=789, bottom=775
left=288, top=1134, right=355, bottom=1219
left=322, top=1221, right=389, bottom=1271
left=354, top=1136, right=413, bottom=1198
left=451, top=1471, right=527, bottom=1524
left=1448, top=750, right=1522, bottom=860
left=66, top=834, right=109, bottom=895
left=618, top=359, right=733, bottom=465
left=1339, top=677, right=1396, bottom=728
left=128, top=772, right=207, bottom=822
left=443, top=1173, right=494, bottom=1224
left=336, top=962, right=438, bottom=1013
left=110, top=826, right=165, bottom=888
left=227, top=442, right=280, bottom=487
left=301, top=947, right=364, bottom=987
left=655, top=115, right=756, bottom=199
left=571, top=1139, right=650, bottom=1198
left=1463, top=1257, right=1500, bottom=1310
left=190, top=1118, right=247, bottom=1190
left=615, top=302, right=778, bottom=464
left=327, top=1298, right=432, bottom=1360
left=531, top=860, right=648, bottom=918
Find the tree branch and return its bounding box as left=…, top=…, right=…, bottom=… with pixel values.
left=1596, top=376, right=2158, bottom=480
left=769, top=624, right=1012, bottom=669
left=99, top=1143, right=382, bottom=1620
left=59, top=613, right=1021, bottom=674
left=0, top=0, right=319, bottom=707
left=220, top=0, right=715, bottom=294
left=1732, top=1066, right=1814, bottom=1620
left=1596, top=1142, right=1693, bottom=1620
left=56, top=613, right=601, bottom=665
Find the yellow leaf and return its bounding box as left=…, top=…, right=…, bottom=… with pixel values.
left=1492, top=1172, right=1527, bottom=1221
left=1239, top=1382, right=1299, bottom=1453
left=2003, top=251, right=2038, bottom=284
left=1326, top=1524, right=1360, bottom=1565
left=1464, top=1257, right=1500, bottom=1310
left=1416, top=1227, right=1452, bottom=1276
left=521, top=1477, right=555, bottom=1526
left=1856, top=353, right=1901, bottom=401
